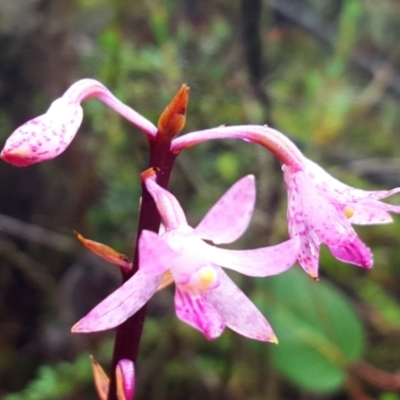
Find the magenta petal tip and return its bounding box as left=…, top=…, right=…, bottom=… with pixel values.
left=116, top=359, right=135, bottom=400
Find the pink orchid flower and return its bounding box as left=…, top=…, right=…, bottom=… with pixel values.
left=1, top=79, right=156, bottom=166
left=283, top=158, right=400, bottom=278
left=171, top=125, right=400, bottom=278
left=73, top=174, right=300, bottom=341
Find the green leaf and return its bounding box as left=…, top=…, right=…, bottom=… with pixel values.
left=254, top=269, right=364, bottom=393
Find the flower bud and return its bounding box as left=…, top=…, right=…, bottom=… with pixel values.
left=116, top=359, right=135, bottom=400
left=157, top=84, right=189, bottom=139
left=1, top=97, right=83, bottom=166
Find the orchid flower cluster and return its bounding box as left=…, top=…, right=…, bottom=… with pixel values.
left=2, top=79, right=400, bottom=400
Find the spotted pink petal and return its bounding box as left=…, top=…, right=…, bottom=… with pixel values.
left=349, top=200, right=400, bottom=225
left=1, top=98, right=83, bottom=166
left=175, top=287, right=225, bottom=339
left=116, top=359, right=135, bottom=400
left=72, top=269, right=161, bottom=332
left=286, top=168, right=355, bottom=247
left=355, top=187, right=400, bottom=201
left=199, top=236, right=300, bottom=276
left=328, top=237, right=373, bottom=269
left=194, top=175, right=256, bottom=244
left=207, top=268, right=277, bottom=342
left=304, top=159, right=400, bottom=202
left=296, top=236, right=320, bottom=278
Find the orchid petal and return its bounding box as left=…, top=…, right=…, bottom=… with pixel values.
left=328, top=238, right=373, bottom=269
left=286, top=168, right=355, bottom=247
left=194, top=175, right=256, bottom=244
left=200, top=237, right=300, bottom=276
left=1, top=98, right=83, bottom=166
left=139, top=230, right=176, bottom=275
left=352, top=187, right=400, bottom=201
left=349, top=204, right=393, bottom=225
left=296, top=235, right=321, bottom=279
left=144, top=175, right=188, bottom=230
left=305, top=159, right=400, bottom=202
left=72, top=269, right=161, bottom=332
left=175, top=287, right=225, bottom=339
left=349, top=201, right=400, bottom=225
left=207, top=268, right=277, bottom=342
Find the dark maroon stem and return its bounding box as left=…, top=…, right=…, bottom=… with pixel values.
left=107, top=135, right=176, bottom=400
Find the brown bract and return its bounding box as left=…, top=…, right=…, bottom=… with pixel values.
left=73, top=230, right=131, bottom=271
left=90, top=355, right=109, bottom=400
left=157, top=84, right=189, bottom=139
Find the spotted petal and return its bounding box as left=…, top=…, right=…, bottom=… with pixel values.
left=296, top=234, right=321, bottom=278
left=349, top=200, right=400, bottom=225
left=286, top=168, right=355, bottom=247
left=305, top=159, right=400, bottom=202
left=328, top=237, right=373, bottom=268
left=194, top=175, right=256, bottom=244
left=175, top=287, right=225, bottom=339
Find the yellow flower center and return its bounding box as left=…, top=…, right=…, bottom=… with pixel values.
left=197, top=266, right=218, bottom=289
left=179, top=266, right=219, bottom=291
left=343, top=206, right=354, bottom=219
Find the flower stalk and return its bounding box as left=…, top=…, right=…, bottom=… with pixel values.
left=106, top=86, right=188, bottom=400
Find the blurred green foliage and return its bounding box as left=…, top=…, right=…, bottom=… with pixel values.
left=4, top=341, right=112, bottom=400
left=256, top=269, right=364, bottom=393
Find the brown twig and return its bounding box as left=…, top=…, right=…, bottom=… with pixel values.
left=350, top=360, right=400, bottom=392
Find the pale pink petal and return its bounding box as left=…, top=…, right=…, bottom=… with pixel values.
left=349, top=203, right=394, bottom=225
left=194, top=175, right=256, bottom=244
left=346, top=198, right=400, bottom=224
left=175, top=287, right=225, bottom=339
left=296, top=236, right=320, bottom=279
left=1, top=98, right=83, bottom=166
left=116, top=359, right=135, bottom=400
left=304, top=159, right=400, bottom=202
left=302, top=159, right=364, bottom=201
left=328, top=238, right=373, bottom=269
left=72, top=269, right=161, bottom=332
left=207, top=268, right=277, bottom=342
left=145, top=177, right=188, bottom=230
left=353, top=187, right=400, bottom=201
left=199, top=237, right=300, bottom=276
left=139, top=230, right=176, bottom=275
